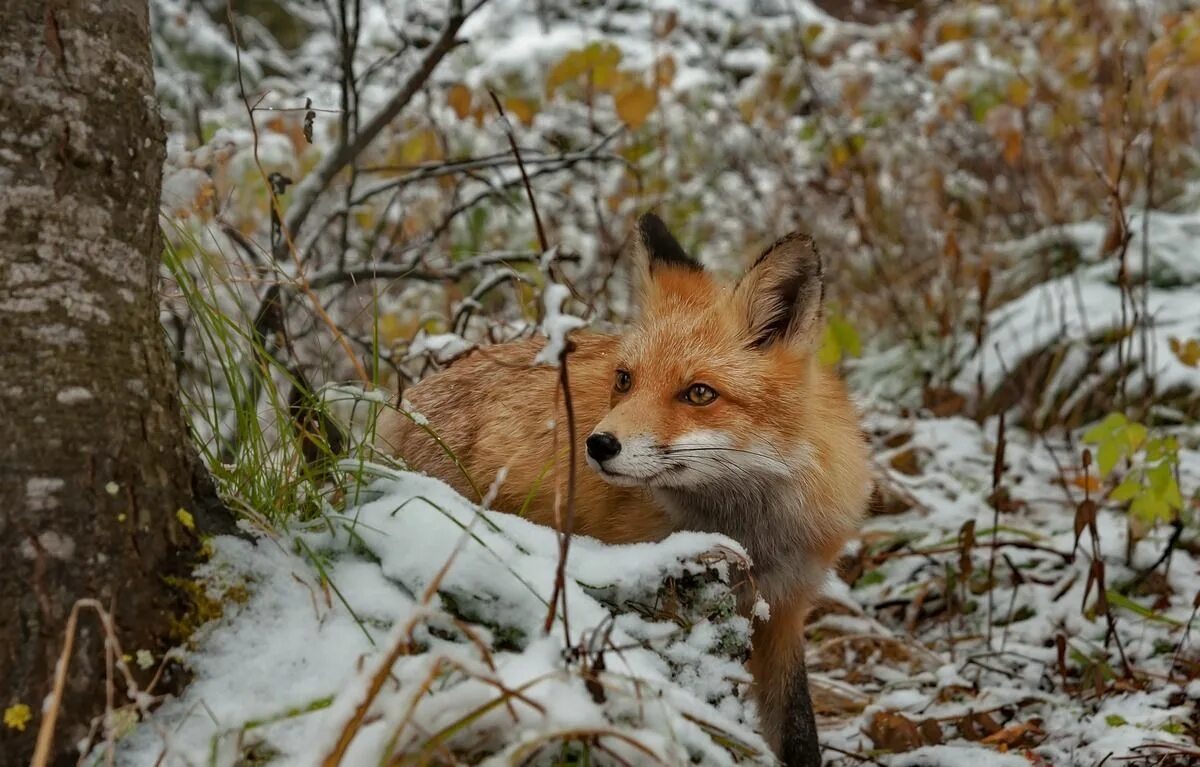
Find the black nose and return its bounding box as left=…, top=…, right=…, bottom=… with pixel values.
left=586, top=432, right=622, bottom=462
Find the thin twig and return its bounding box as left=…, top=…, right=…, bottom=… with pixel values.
left=278, top=0, right=480, bottom=263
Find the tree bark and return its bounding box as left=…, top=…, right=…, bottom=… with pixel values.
left=0, top=2, right=222, bottom=764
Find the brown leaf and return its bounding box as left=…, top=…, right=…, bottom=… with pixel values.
left=922, top=386, right=966, bottom=417
left=447, top=84, right=472, bottom=119
left=1073, top=499, right=1096, bottom=556
left=980, top=720, right=1045, bottom=749
left=959, top=520, right=976, bottom=580
left=918, top=718, right=944, bottom=745
left=958, top=710, right=1002, bottom=741
left=889, top=447, right=923, bottom=476
left=865, top=711, right=925, bottom=753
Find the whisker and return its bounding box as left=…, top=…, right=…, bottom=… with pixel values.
left=666, top=443, right=788, bottom=461
left=665, top=453, right=759, bottom=485
left=664, top=445, right=789, bottom=469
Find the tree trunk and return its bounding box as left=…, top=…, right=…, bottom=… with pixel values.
left=0, top=2, right=222, bottom=764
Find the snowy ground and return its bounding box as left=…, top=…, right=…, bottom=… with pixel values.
left=115, top=468, right=772, bottom=766
left=110, top=405, right=1200, bottom=766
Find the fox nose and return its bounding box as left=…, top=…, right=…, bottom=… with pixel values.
left=586, top=432, right=622, bottom=462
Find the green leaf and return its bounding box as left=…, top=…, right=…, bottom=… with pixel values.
left=1125, top=423, right=1148, bottom=452
left=1110, top=475, right=1141, bottom=502
left=831, top=316, right=862, bottom=358
left=856, top=569, right=886, bottom=587
left=1105, top=714, right=1128, bottom=727
left=1148, top=462, right=1172, bottom=494
left=1083, top=412, right=1126, bottom=445
left=1131, top=493, right=1171, bottom=526
left=1164, top=478, right=1184, bottom=511
left=818, top=325, right=841, bottom=366
left=1105, top=590, right=1184, bottom=626
left=819, top=315, right=861, bottom=366
left=1096, top=440, right=1122, bottom=478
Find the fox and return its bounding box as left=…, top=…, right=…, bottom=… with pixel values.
left=376, top=213, right=872, bottom=766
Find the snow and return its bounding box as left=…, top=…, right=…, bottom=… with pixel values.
left=956, top=210, right=1200, bottom=405
left=115, top=469, right=769, bottom=766
left=534, top=282, right=585, bottom=366
left=406, top=331, right=474, bottom=365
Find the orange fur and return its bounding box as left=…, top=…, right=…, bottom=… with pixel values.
left=375, top=335, right=674, bottom=544
left=376, top=216, right=872, bottom=765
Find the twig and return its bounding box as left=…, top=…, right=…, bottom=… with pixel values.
left=278, top=0, right=481, bottom=263
left=484, top=94, right=578, bottom=642
left=986, top=411, right=1007, bottom=649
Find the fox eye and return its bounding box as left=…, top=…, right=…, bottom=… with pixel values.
left=682, top=383, right=718, bottom=406
left=614, top=369, right=632, bottom=393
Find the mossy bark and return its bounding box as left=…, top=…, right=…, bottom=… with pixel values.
left=0, top=2, right=224, bottom=763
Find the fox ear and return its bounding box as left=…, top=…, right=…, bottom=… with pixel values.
left=734, top=232, right=824, bottom=350
left=631, top=212, right=703, bottom=275
left=629, top=213, right=704, bottom=310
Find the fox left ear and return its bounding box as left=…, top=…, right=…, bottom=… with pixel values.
left=629, top=213, right=706, bottom=312
left=734, top=232, right=824, bottom=350
left=633, top=213, right=703, bottom=274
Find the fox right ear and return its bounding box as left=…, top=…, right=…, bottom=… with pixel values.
left=734, top=232, right=824, bottom=350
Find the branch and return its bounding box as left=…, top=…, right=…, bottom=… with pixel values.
left=304, top=250, right=578, bottom=290
left=277, top=0, right=478, bottom=262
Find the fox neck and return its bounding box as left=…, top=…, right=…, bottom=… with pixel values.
left=651, top=479, right=826, bottom=603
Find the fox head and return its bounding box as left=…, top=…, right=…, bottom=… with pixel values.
left=585, top=213, right=831, bottom=491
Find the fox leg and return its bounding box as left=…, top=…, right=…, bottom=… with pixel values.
left=747, top=596, right=821, bottom=766
left=777, top=649, right=821, bottom=766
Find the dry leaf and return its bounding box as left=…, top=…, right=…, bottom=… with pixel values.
left=447, top=84, right=472, bottom=119
left=504, top=97, right=537, bottom=126
left=865, top=711, right=925, bottom=753
left=614, top=82, right=657, bottom=130
left=980, top=720, right=1045, bottom=749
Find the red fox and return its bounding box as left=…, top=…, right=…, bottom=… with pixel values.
left=377, top=214, right=872, bottom=766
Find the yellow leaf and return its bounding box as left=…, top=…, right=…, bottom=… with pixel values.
left=1185, top=24, right=1200, bottom=65
left=176, top=508, right=195, bottom=530
left=399, top=128, right=443, bottom=165
left=830, top=141, right=851, bottom=169
left=546, top=42, right=623, bottom=95
left=447, top=84, right=472, bottom=119
left=546, top=49, right=587, bottom=95
left=1169, top=337, right=1200, bottom=367
left=938, top=21, right=969, bottom=42
left=4, top=703, right=32, bottom=732
left=504, top=97, right=537, bottom=126
left=582, top=41, right=622, bottom=75
left=1007, top=78, right=1031, bottom=108
left=614, top=82, right=657, bottom=130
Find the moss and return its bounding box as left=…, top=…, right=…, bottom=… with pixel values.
left=163, top=574, right=249, bottom=643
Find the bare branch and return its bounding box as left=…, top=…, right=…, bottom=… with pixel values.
left=278, top=0, right=482, bottom=262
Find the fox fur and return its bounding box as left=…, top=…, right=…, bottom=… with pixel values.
left=376, top=214, right=872, bottom=766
